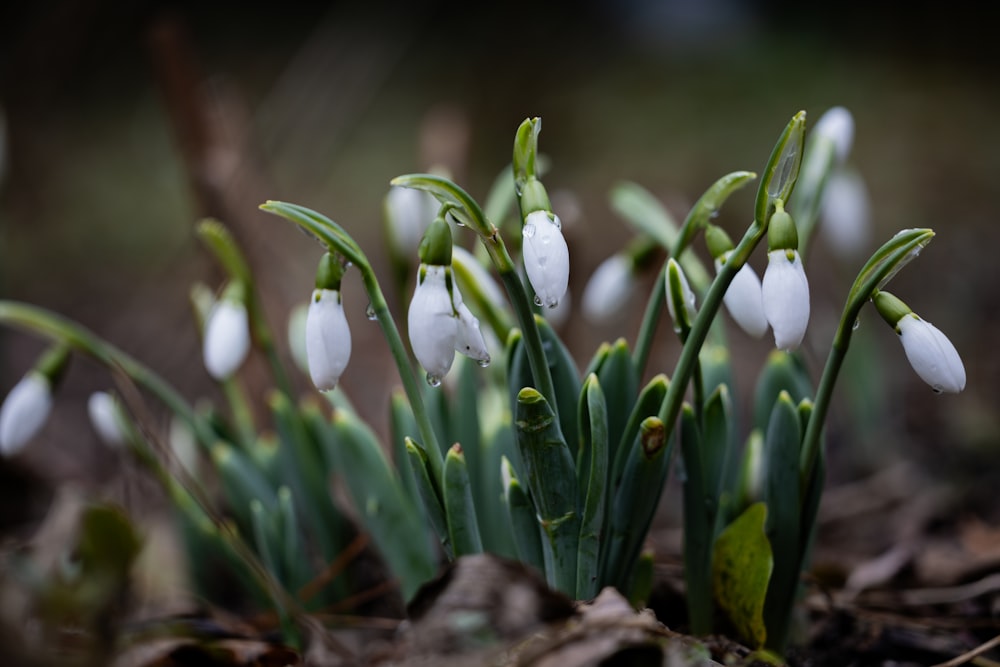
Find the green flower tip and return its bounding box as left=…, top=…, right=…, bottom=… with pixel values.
left=873, top=290, right=911, bottom=328
left=519, top=178, right=552, bottom=215
left=418, top=213, right=454, bottom=266
left=705, top=224, right=735, bottom=260
left=767, top=201, right=799, bottom=252
left=314, top=252, right=346, bottom=290
left=514, top=117, right=542, bottom=181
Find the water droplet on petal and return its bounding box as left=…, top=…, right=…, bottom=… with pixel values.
left=366, top=303, right=377, bottom=320
left=523, top=223, right=537, bottom=239
left=931, top=385, right=943, bottom=395
left=852, top=319, right=861, bottom=331
left=476, top=357, right=491, bottom=368
left=426, top=373, right=442, bottom=387
left=533, top=295, right=543, bottom=306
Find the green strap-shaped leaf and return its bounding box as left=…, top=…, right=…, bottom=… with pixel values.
left=477, top=418, right=518, bottom=558
left=679, top=404, right=712, bottom=634
left=330, top=412, right=436, bottom=600
left=276, top=487, right=310, bottom=594
left=610, top=374, right=669, bottom=493
left=712, top=501, right=773, bottom=649
left=389, top=389, right=420, bottom=505
left=702, top=384, right=734, bottom=508
left=272, top=394, right=346, bottom=565
left=576, top=374, right=609, bottom=599
left=585, top=338, right=637, bottom=472
left=405, top=438, right=452, bottom=560
left=514, top=388, right=579, bottom=594
left=212, top=441, right=279, bottom=533
left=443, top=444, right=483, bottom=557
left=502, top=456, right=546, bottom=575
left=760, top=392, right=802, bottom=652
left=752, top=350, right=813, bottom=433
left=603, top=416, right=672, bottom=591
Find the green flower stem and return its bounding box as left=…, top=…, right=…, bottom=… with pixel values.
left=0, top=300, right=213, bottom=447
left=632, top=263, right=667, bottom=378
left=260, top=201, right=444, bottom=479
left=799, top=228, right=935, bottom=490
left=657, top=220, right=768, bottom=442
left=389, top=175, right=559, bottom=414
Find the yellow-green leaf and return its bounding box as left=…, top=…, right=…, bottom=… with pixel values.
left=712, top=502, right=772, bottom=648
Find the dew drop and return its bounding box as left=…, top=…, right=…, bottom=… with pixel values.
left=476, top=357, right=491, bottom=368
left=533, top=295, right=543, bottom=306
left=522, top=222, right=537, bottom=239
left=852, top=319, right=861, bottom=331
left=366, top=303, right=377, bottom=320
left=931, top=386, right=943, bottom=395
left=426, top=373, right=442, bottom=387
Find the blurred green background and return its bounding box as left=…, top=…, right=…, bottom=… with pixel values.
left=1, top=0, right=997, bottom=504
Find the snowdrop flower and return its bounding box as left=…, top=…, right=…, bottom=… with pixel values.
left=0, top=345, right=69, bottom=457
left=306, top=289, right=352, bottom=391
left=384, top=185, right=438, bottom=257
left=88, top=391, right=126, bottom=449
left=813, top=106, right=855, bottom=166
left=705, top=224, right=767, bottom=339
left=875, top=291, right=965, bottom=393
left=582, top=254, right=633, bottom=323
left=408, top=264, right=489, bottom=385
left=0, top=372, right=53, bottom=457
left=665, top=258, right=696, bottom=332
left=761, top=204, right=810, bottom=351
left=715, top=253, right=768, bottom=339
left=522, top=210, right=569, bottom=309
left=408, top=212, right=489, bottom=385
left=203, top=283, right=251, bottom=380
left=820, top=167, right=871, bottom=260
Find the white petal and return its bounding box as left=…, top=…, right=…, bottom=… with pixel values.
left=385, top=185, right=437, bottom=256
left=762, top=249, right=811, bottom=351
left=88, top=391, right=126, bottom=449
left=306, top=289, right=352, bottom=391
left=454, top=302, right=490, bottom=364
left=582, top=255, right=632, bottom=323
left=716, top=255, right=768, bottom=338
left=898, top=314, right=966, bottom=393
left=0, top=372, right=52, bottom=456
left=820, top=168, right=871, bottom=259
left=203, top=300, right=251, bottom=380
left=408, top=265, right=458, bottom=381
left=813, top=106, right=855, bottom=165
left=522, top=210, right=569, bottom=309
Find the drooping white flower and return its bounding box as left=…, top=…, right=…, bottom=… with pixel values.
left=715, top=253, right=768, bottom=338
left=305, top=289, right=352, bottom=391
left=813, top=106, right=855, bottom=165
left=762, top=249, right=810, bottom=351
left=582, top=254, right=633, bottom=323
left=203, top=296, right=251, bottom=380
left=408, top=264, right=489, bottom=385
left=897, top=314, right=966, bottom=393
left=0, top=372, right=52, bottom=457
left=88, top=391, right=126, bottom=449
left=522, top=210, right=569, bottom=309
left=384, top=185, right=438, bottom=257
left=820, top=168, right=871, bottom=260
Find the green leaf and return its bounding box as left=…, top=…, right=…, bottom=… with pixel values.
left=443, top=444, right=483, bottom=557
left=675, top=171, right=757, bottom=258
left=514, top=388, right=579, bottom=593
left=212, top=441, right=279, bottom=533
left=576, top=374, right=609, bottom=599
left=502, top=457, right=546, bottom=574
left=610, top=373, right=669, bottom=492
left=679, top=404, right=712, bottom=635
left=405, top=438, right=452, bottom=560
left=590, top=338, right=638, bottom=466
left=712, top=502, right=773, bottom=649
left=330, top=411, right=437, bottom=600
left=752, top=351, right=813, bottom=433
left=609, top=180, right=680, bottom=251
left=760, top=392, right=802, bottom=652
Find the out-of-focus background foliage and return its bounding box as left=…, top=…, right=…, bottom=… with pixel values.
left=1, top=0, right=998, bottom=528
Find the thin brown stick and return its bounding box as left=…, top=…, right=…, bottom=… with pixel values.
left=930, top=633, right=1000, bottom=667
